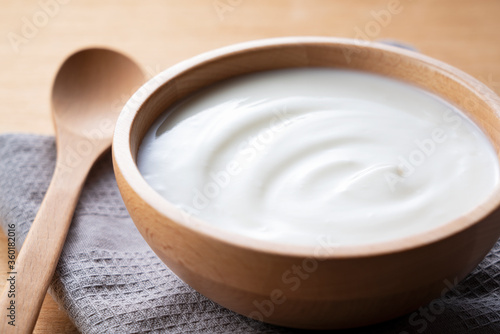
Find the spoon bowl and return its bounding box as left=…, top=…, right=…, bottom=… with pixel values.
left=52, top=48, right=144, bottom=146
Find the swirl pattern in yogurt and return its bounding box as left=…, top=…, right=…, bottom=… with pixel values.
left=138, top=68, right=499, bottom=246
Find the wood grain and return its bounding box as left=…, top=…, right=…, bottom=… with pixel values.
left=1, top=0, right=500, bottom=332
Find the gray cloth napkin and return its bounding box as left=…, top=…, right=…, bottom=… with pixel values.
left=1, top=134, right=499, bottom=334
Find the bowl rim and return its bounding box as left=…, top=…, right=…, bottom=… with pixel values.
left=113, top=36, right=500, bottom=259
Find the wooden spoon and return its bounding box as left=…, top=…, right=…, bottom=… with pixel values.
left=0, top=48, right=144, bottom=333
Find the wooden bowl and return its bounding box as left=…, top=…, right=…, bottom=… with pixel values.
left=112, top=37, right=500, bottom=329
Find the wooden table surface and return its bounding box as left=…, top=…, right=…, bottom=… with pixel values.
left=1, top=0, right=499, bottom=332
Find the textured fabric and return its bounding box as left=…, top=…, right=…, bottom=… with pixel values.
left=0, top=134, right=499, bottom=334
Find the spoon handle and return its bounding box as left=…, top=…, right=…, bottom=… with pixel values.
left=0, top=147, right=95, bottom=334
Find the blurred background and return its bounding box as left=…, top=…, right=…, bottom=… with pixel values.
left=1, top=0, right=499, bottom=332
left=1, top=0, right=499, bottom=134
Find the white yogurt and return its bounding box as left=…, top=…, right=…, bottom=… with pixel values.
left=137, top=68, right=499, bottom=246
